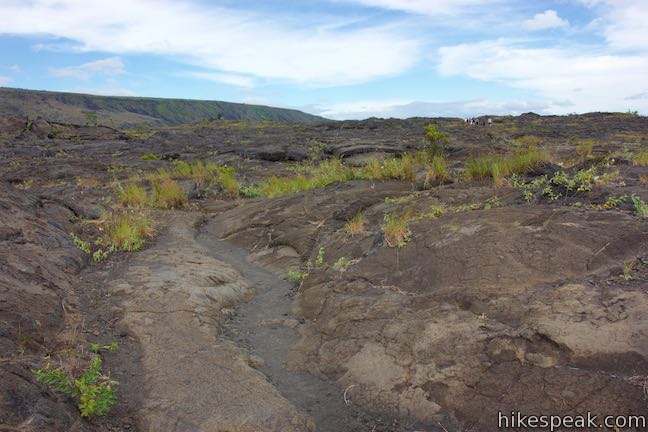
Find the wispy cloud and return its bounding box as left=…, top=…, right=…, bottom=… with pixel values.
left=51, top=57, right=126, bottom=80
left=0, top=76, right=12, bottom=86
left=69, top=86, right=136, bottom=97
left=437, top=39, right=648, bottom=113
left=307, top=98, right=557, bottom=119
left=0, top=0, right=420, bottom=87
left=181, top=71, right=255, bottom=88
left=524, top=10, right=569, bottom=30
left=336, top=0, right=504, bottom=16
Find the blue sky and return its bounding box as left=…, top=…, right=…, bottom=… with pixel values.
left=1, top=0, right=647, bottom=119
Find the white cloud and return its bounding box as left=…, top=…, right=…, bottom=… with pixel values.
left=181, top=71, right=255, bottom=88
left=524, top=10, right=569, bottom=30
left=438, top=39, right=648, bottom=113
left=307, top=98, right=557, bottom=119
left=9, top=65, right=20, bottom=73
left=0, top=76, right=12, bottom=85
left=336, top=0, right=504, bottom=16
left=51, top=57, right=126, bottom=80
left=69, top=86, right=136, bottom=97
left=0, top=0, right=420, bottom=87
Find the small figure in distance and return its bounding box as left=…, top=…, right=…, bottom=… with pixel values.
left=488, top=118, right=493, bottom=127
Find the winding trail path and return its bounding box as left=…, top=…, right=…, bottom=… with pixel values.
left=108, top=213, right=363, bottom=431
left=197, top=224, right=364, bottom=432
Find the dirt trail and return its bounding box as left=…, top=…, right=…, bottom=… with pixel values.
left=197, top=224, right=367, bottom=432
left=109, top=213, right=314, bottom=431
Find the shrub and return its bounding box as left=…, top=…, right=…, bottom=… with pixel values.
left=344, top=211, right=366, bottom=236
left=382, top=212, right=412, bottom=248
left=151, top=178, right=188, bottom=209
left=426, top=204, right=446, bottom=219
left=423, top=124, right=449, bottom=158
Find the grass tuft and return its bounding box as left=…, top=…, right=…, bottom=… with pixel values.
left=344, top=211, right=366, bottom=236
left=465, top=148, right=548, bottom=183
left=103, top=211, right=155, bottom=252
left=632, top=151, right=648, bottom=166
left=381, top=212, right=412, bottom=248
left=150, top=178, right=188, bottom=209
left=118, top=182, right=148, bottom=207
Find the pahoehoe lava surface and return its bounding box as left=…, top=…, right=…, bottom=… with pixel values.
left=2, top=112, right=648, bottom=431
left=197, top=226, right=368, bottom=432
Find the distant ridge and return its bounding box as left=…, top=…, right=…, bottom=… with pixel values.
left=0, top=87, right=324, bottom=127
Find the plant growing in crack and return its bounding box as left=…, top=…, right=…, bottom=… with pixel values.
left=32, top=345, right=119, bottom=418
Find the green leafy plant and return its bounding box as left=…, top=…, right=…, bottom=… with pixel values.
left=33, top=350, right=118, bottom=418
left=239, top=184, right=262, bottom=198
left=70, top=233, right=91, bottom=254
left=333, top=256, right=352, bottom=272
left=426, top=204, right=447, bottom=219
left=631, top=194, right=648, bottom=217
left=483, top=196, right=502, bottom=209
left=316, top=247, right=325, bottom=266
left=423, top=124, right=449, bottom=158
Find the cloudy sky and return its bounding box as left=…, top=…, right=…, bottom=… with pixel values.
left=0, top=0, right=647, bottom=119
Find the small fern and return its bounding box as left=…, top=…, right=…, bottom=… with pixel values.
left=33, top=347, right=118, bottom=418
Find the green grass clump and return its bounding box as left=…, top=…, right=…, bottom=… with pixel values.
left=344, top=211, right=366, bottom=236
left=150, top=178, right=188, bottom=209
left=465, top=148, right=548, bottom=183
left=240, top=185, right=262, bottom=198
left=218, top=166, right=240, bottom=198
left=631, top=194, right=648, bottom=217
left=381, top=212, right=412, bottom=248
left=361, top=154, right=416, bottom=181
left=632, top=151, right=648, bottom=166
left=424, top=155, right=450, bottom=186
left=104, top=211, right=155, bottom=251
left=140, top=153, right=160, bottom=160
left=259, top=156, right=418, bottom=198
left=118, top=182, right=148, bottom=207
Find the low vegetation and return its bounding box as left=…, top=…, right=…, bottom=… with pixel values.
left=465, top=148, right=548, bottom=184
left=32, top=344, right=118, bottom=418
left=260, top=155, right=419, bottom=198
left=151, top=178, right=189, bottom=209
left=118, top=182, right=148, bottom=207
left=382, top=212, right=412, bottom=248
left=344, top=211, right=366, bottom=236
left=633, top=151, right=648, bottom=166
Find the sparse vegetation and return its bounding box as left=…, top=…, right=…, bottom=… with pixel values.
left=426, top=204, right=447, bottom=219
left=631, top=194, right=648, bottom=217
left=575, top=139, right=594, bottom=158
left=316, top=247, right=326, bottom=266
left=423, top=124, right=448, bottom=158
left=102, top=211, right=155, bottom=251
left=32, top=346, right=118, bottom=418
left=333, top=256, right=355, bottom=272
left=424, top=155, right=450, bottom=186
left=118, top=182, right=148, bottom=207
left=344, top=211, right=366, bottom=236
left=633, top=151, right=648, bottom=166
left=465, top=148, right=548, bottom=183
left=150, top=178, right=188, bottom=209
left=382, top=212, right=412, bottom=248
left=239, top=184, right=262, bottom=198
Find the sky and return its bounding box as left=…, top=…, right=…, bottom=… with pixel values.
left=0, top=0, right=647, bottom=119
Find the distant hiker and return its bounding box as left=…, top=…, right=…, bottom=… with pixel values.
left=488, top=118, right=492, bottom=127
